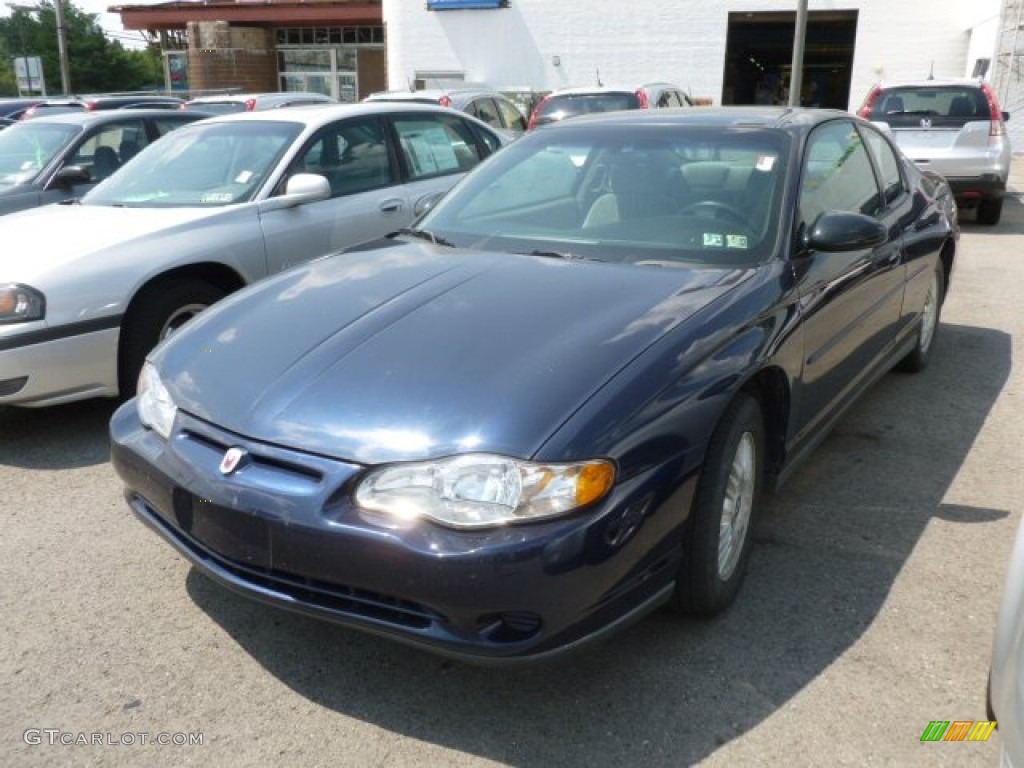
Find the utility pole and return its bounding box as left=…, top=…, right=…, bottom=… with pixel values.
left=788, top=0, right=809, bottom=107
left=53, top=0, right=71, bottom=94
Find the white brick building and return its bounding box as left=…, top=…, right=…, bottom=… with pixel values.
left=382, top=0, right=1002, bottom=112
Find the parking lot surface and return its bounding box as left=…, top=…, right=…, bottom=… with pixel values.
left=3, top=163, right=1024, bottom=767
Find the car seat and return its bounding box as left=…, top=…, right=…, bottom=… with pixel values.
left=119, top=139, right=140, bottom=163
left=882, top=95, right=904, bottom=114
left=948, top=96, right=976, bottom=118
left=91, top=146, right=121, bottom=181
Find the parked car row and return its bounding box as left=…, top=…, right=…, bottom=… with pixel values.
left=365, top=87, right=528, bottom=134
left=528, top=82, right=695, bottom=129
left=0, top=94, right=187, bottom=121
left=181, top=91, right=337, bottom=114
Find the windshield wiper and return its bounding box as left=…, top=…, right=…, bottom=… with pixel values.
left=58, top=198, right=80, bottom=205
left=391, top=227, right=456, bottom=248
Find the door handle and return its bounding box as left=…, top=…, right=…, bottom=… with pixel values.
left=379, top=198, right=403, bottom=213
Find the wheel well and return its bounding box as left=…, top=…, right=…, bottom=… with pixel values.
left=939, top=239, right=955, bottom=302
left=740, top=367, right=790, bottom=485
left=117, top=263, right=246, bottom=391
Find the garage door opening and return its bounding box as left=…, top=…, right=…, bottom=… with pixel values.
left=722, top=10, right=858, bottom=110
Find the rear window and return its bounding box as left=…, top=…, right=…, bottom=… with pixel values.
left=868, top=86, right=989, bottom=125
left=184, top=101, right=247, bottom=114
left=534, top=92, right=641, bottom=125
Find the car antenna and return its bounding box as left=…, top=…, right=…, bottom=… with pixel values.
left=927, top=61, right=934, bottom=80
left=596, top=68, right=603, bottom=87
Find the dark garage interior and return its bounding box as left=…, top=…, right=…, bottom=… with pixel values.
left=722, top=10, right=859, bottom=110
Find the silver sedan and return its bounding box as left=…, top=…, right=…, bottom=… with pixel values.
left=0, top=102, right=506, bottom=407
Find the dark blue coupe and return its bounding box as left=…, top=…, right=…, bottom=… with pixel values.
left=111, top=108, right=957, bottom=662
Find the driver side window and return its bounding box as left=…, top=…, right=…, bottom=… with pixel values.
left=800, top=121, right=882, bottom=227
left=293, top=118, right=394, bottom=198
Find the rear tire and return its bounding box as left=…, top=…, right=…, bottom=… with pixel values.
left=119, top=279, right=225, bottom=398
left=897, top=263, right=944, bottom=373
left=977, top=197, right=1003, bottom=226
left=675, top=393, right=763, bottom=617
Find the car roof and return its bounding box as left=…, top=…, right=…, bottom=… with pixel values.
left=873, top=78, right=988, bottom=90
left=14, top=108, right=204, bottom=126
left=538, top=105, right=849, bottom=130
left=192, top=101, right=487, bottom=126
left=186, top=91, right=332, bottom=103
left=546, top=84, right=682, bottom=97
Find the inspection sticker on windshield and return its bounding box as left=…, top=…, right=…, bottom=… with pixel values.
left=703, top=233, right=724, bottom=247
left=235, top=171, right=253, bottom=184
left=756, top=155, right=776, bottom=172
left=727, top=234, right=748, bottom=249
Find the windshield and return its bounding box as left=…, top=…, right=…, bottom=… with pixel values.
left=84, top=120, right=303, bottom=207
left=418, top=124, right=789, bottom=267
left=0, top=122, right=79, bottom=189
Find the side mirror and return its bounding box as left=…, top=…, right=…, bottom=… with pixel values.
left=1003, top=111, right=1011, bottom=122
left=414, top=190, right=445, bottom=217
left=258, top=173, right=331, bottom=213
left=804, top=210, right=888, bottom=252
left=50, top=165, right=91, bottom=188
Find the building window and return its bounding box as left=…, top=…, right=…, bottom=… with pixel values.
left=276, top=26, right=384, bottom=48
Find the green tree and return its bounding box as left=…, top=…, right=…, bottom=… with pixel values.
left=0, top=1, right=165, bottom=95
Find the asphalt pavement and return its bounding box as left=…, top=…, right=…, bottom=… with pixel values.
left=2, top=161, right=1024, bottom=767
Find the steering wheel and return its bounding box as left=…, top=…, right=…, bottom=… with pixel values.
left=679, top=200, right=751, bottom=229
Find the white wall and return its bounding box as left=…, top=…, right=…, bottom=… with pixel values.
left=383, top=0, right=1001, bottom=110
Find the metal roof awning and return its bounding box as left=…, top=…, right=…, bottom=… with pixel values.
left=109, top=0, right=382, bottom=31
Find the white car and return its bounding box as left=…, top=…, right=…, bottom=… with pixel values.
left=0, top=102, right=506, bottom=407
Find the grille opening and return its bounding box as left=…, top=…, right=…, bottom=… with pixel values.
left=220, top=557, right=438, bottom=630
left=180, top=428, right=324, bottom=482
left=0, top=376, right=28, bottom=396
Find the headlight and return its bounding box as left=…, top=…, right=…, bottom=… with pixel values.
left=0, top=284, right=45, bottom=324
left=137, top=362, right=177, bottom=439
left=355, top=454, right=615, bottom=529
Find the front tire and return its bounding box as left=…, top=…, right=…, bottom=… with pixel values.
left=675, top=393, right=764, bottom=616
left=119, top=279, right=226, bottom=398
left=897, top=263, right=944, bottom=373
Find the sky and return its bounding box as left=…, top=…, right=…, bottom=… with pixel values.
left=79, top=0, right=156, bottom=49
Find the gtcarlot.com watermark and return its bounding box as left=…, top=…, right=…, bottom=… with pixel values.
left=24, top=729, right=203, bottom=747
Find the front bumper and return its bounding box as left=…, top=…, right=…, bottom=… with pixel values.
left=110, top=403, right=691, bottom=662
left=0, top=325, right=120, bottom=406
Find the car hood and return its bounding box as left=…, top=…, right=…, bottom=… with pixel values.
left=0, top=204, right=230, bottom=282
left=157, top=242, right=750, bottom=464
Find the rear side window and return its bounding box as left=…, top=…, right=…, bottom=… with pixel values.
left=68, top=119, right=148, bottom=181
left=393, top=114, right=484, bottom=180
left=467, top=98, right=501, bottom=129
left=859, top=125, right=905, bottom=205
left=868, top=86, right=988, bottom=123
left=496, top=98, right=527, bottom=131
